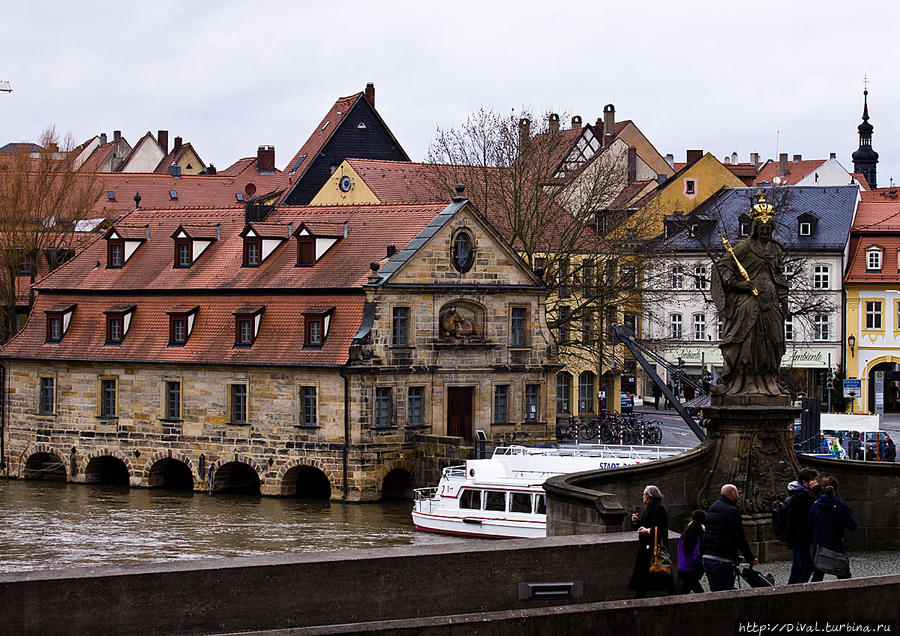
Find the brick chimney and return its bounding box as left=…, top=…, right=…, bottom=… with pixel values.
left=571, top=115, right=582, bottom=130
left=779, top=153, right=788, bottom=176
left=627, top=147, right=637, bottom=184
left=686, top=149, right=703, bottom=164
left=519, top=118, right=530, bottom=149
left=603, top=104, right=615, bottom=142
left=158, top=130, right=168, bottom=154
left=114, top=130, right=121, bottom=142
left=829, top=152, right=836, bottom=159
left=257, top=145, right=275, bottom=173
left=750, top=152, right=759, bottom=164
left=99, top=133, right=107, bottom=145
left=174, top=136, right=183, bottom=151
left=548, top=113, right=560, bottom=135
left=364, top=82, right=375, bottom=107
left=793, top=154, right=802, bottom=161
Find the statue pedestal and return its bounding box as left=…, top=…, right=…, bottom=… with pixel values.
left=698, top=398, right=801, bottom=560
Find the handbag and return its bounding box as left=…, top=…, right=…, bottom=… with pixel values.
left=649, top=526, right=672, bottom=576
left=814, top=546, right=849, bottom=575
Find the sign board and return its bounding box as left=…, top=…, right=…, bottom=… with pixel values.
left=843, top=378, right=861, bottom=398
left=874, top=371, right=885, bottom=422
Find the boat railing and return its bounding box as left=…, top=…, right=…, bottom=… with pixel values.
left=492, top=444, right=691, bottom=462
left=414, top=486, right=438, bottom=501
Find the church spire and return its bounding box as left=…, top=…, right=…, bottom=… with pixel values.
left=852, top=88, right=878, bottom=188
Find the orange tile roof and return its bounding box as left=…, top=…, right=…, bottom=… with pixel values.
left=78, top=141, right=119, bottom=172
left=851, top=172, right=871, bottom=190
left=851, top=200, right=900, bottom=230
left=342, top=159, right=449, bottom=204
left=844, top=235, right=900, bottom=284
left=861, top=187, right=900, bottom=203
left=754, top=159, right=826, bottom=185
left=1, top=293, right=364, bottom=367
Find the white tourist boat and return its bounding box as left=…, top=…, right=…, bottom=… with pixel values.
left=412, top=445, right=689, bottom=539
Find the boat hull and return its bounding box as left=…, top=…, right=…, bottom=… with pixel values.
left=411, top=510, right=545, bottom=539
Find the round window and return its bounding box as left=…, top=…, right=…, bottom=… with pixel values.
left=452, top=231, right=474, bottom=273
left=339, top=175, right=352, bottom=192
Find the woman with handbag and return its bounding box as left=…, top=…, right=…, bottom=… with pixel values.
left=810, top=476, right=857, bottom=581
left=628, top=485, right=675, bottom=598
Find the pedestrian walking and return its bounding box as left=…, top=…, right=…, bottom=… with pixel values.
left=784, top=468, right=819, bottom=584
left=677, top=510, right=706, bottom=594
left=810, top=477, right=857, bottom=581
left=700, top=484, right=757, bottom=591
left=664, top=382, right=673, bottom=409
left=883, top=435, right=896, bottom=462
left=849, top=432, right=863, bottom=461
left=652, top=383, right=662, bottom=410
left=628, top=485, right=675, bottom=598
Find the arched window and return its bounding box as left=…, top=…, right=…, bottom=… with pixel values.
left=556, top=372, right=572, bottom=414
left=578, top=371, right=595, bottom=413
left=452, top=230, right=474, bottom=273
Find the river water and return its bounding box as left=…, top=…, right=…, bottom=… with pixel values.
left=0, top=479, right=464, bottom=573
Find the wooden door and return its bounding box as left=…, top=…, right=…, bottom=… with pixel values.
left=447, top=387, right=474, bottom=444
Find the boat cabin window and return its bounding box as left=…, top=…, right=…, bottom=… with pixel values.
left=459, top=488, right=481, bottom=510
left=535, top=494, right=546, bottom=515
left=510, top=492, right=532, bottom=514
left=484, top=490, right=506, bottom=512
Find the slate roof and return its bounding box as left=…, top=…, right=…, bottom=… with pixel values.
left=284, top=93, right=361, bottom=177
left=665, top=185, right=859, bottom=252
left=0, top=142, right=43, bottom=156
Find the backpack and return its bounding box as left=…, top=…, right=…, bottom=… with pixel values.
left=771, top=494, right=793, bottom=542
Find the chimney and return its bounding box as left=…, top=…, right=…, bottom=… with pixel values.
left=174, top=136, right=182, bottom=151
left=750, top=152, right=759, bottom=164
left=665, top=153, right=674, bottom=168
left=158, top=130, right=168, bottom=154
left=48, top=142, right=58, bottom=153
left=99, top=133, right=107, bottom=145
left=387, top=245, right=396, bottom=258
left=571, top=115, right=582, bottom=130
left=518, top=118, right=531, bottom=149
left=829, top=152, right=836, bottom=159
left=113, top=130, right=121, bottom=142
left=793, top=154, right=802, bottom=161
left=548, top=113, right=560, bottom=135
left=724, top=156, right=731, bottom=164
left=364, top=82, right=375, bottom=107
left=731, top=152, right=738, bottom=164
left=206, top=164, right=216, bottom=175
left=627, top=147, right=637, bottom=184
left=779, top=153, right=788, bottom=176
left=686, top=149, right=703, bottom=164
left=603, top=104, right=615, bottom=141
left=257, top=145, right=275, bottom=173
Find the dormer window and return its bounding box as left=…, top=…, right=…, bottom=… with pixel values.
left=738, top=214, right=752, bottom=237
left=302, top=306, right=335, bottom=348
left=104, top=226, right=146, bottom=268
left=798, top=212, right=818, bottom=238
left=104, top=305, right=135, bottom=345
left=293, top=222, right=343, bottom=267
left=233, top=305, right=265, bottom=347
left=44, top=303, right=75, bottom=344
left=175, top=240, right=191, bottom=268
left=106, top=191, right=115, bottom=201
left=108, top=240, right=123, bottom=268
left=240, top=224, right=287, bottom=268
left=169, top=190, right=178, bottom=200
left=171, top=225, right=217, bottom=269
left=799, top=222, right=811, bottom=236
left=167, top=306, right=198, bottom=346
left=867, top=247, right=883, bottom=271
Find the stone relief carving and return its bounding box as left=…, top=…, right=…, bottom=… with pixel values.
left=438, top=301, right=484, bottom=342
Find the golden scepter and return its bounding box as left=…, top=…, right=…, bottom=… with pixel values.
left=719, top=232, right=758, bottom=296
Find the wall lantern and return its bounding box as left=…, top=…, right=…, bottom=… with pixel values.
left=848, top=334, right=856, bottom=356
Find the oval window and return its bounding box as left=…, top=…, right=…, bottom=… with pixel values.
left=339, top=175, right=352, bottom=192
left=452, top=231, right=474, bottom=272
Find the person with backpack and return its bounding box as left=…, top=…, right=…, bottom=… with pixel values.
left=677, top=509, right=706, bottom=594
left=810, top=476, right=857, bottom=581
left=776, top=468, right=819, bottom=584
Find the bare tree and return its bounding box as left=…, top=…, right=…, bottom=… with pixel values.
left=0, top=127, right=101, bottom=342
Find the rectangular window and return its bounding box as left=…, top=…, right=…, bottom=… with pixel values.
left=171, top=318, right=186, bottom=345
left=407, top=386, right=423, bottom=427
left=783, top=264, right=795, bottom=289
left=671, top=265, right=683, bottom=290
left=107, top=316, right=122, bottom=343
left=510, top=307, right=526, bottom=347
left=231, top=384, right=247, bottom=424
left=799, top=222, right=812, bottom=236
left=670, top=314, right=683, bottom=340
left=624, top=312, right=638, bottom=337
left=392, top=307, right=409, bottom=347
left=784, top=316, right=794, bottom=342
left=39, top=377, right=54, bottom=415
left=108, top=242, right=123, bottom=268
left=165, top=381, right=181, bottom=420
left=556, top=374, right=571, bottom=414
left=238, top=319, right=253, bottom=345
left=557, top=309, right=569, bottom=345
left=307, top=319, right=322, bottom=346
left=245, top=240, right=260, bottom=267
left=813, top=265, right=830, bottom=290
left=694, top=265, right=708, bottom=290
left=867, top=250, right=882, bottom=271
left=685, top=179, right=696, bottom=195
left=814, top=314, right=830, bottom=341
left=605, top=308, right=617, bottom=343
left=510, top=492, right=532, bottom=514
left=581, top=314, right=592, bottom=344
left=484, top=491, right=506, bottom=512
left=100, top=379, right=116, bottom=418
left=176, top=241, right=192, bottom=268
left=717, top=319, right=723, bottom=341
left=578, top=374, right=594, bottom=413
left=558, top=258, right=570, bottom=297
left=459, top=489, right=481, bottom=510
left=535, top=494, right=546, bottom=515
left=301, top=386, right=317, bottom=427
left=47, top=316, right=61, bottom=342
left=693, top=314, right=706, bottom=341
left=581, top=262, right=594, bottom=294
left=524, top=384, right=539, bottom=421
left=375, top=387, right=392, bottom=428
left=493, top=385, right=508, bottom=424
left=297, top=237, right=315, bottom=266
left=865, top=302, right=882, bottom=330
left=621, top=265, right=637, bottom=288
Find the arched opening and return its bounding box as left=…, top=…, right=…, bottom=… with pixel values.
left=867, top=360, right=900, bottom=413
left=23, top=452, right=67, bottom=481
left=281, top=465, right=331, bottom=499
left=381, top=468, right=413, bottom=500
left=83, top=456, right=130, bottom=486
left=147, top=458, right=194, bottom=491
left=212, top=462, right=260, bottom=495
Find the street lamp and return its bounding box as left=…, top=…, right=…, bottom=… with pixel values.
left=848, top=334, right=856, bottom=356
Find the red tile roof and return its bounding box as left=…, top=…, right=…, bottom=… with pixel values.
left=342, top=159, right=448, bottom=204
left=861, top=187, right=900, bottom=203
left=79, top=141, right=119, bottom=172
left=284, top=93, right=363, bottom=177
left=851, top=200, right=900, bottom=231
left=753, top=159, right=826, bottom=185
left=850, top=172, right=871, bottom=190
left=1, top=293, right=364, bottom=367
left=844, top=235, right=900, bottom=283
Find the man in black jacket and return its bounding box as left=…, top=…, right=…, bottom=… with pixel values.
left=786, top=468, right=819, bottom=584
left=701, top=484, right=757, bottom=591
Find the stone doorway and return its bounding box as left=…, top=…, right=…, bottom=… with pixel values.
left=447, top=387, right=474, bottom=444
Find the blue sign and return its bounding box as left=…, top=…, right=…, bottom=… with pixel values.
left=843, top=378, right=861, bottom=398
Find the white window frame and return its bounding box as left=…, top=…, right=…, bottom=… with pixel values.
left=671, top=265, right=683, bottom=290
left=813, top=314, right=830, bottom=341
left=694, top=264, right=709, bottom=290
left=784, top=316, right=794, bottom=342
left=799, top=222, right=812, bottom=236
left=812, top=265, right=830, bottom=290
left=865, top=301, right=882, bottom=330
left=867, top=249, right=882, bottom=271
left=670, top=314, right=683, bottom=340
left=692, top=313, right=706, bottom=341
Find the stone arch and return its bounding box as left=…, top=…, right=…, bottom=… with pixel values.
left=80, top=448, right=133, bottom=486
left=22, top=443, right=67, bottom=480
left=277, top=457, right=335, bottom=498
left=210, top=454, right=263, bottom=495
left=862, top=356, right=900, bottom=412
left=378, top=459, right=415, bottom=499
left=146, top=452, right=195, bottom=491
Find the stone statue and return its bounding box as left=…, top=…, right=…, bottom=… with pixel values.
left=439, top=305, right=482, bottom=341
left=711, top=192, right=789, bottom=398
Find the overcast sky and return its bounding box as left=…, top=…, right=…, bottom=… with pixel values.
left=2, top=1, right=898, bottom=185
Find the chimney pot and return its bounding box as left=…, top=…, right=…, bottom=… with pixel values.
left=571, top=115, right=582, bottom=130
left=206, top=164, right=216, bottom=175
left=174, top=136, right=182, bottom=151
left=158, top=130, right=168, bottom=154
left=686, top=149, right=703, bottom=164
left=779, top=153, right=788, bottom=176
left=257, top=145, right=276, bottom=173
left=750, top=152, right=759, bottom=164
left=603, top=104, right=615, bottom=141
left=364, top=82, right=375, bottom=107
left=793, top=154, right=802, bottom=161
left=113, top=130, right=121, bottom=142
left=387, top=244, right=396, bottom=257
left=99, top=133, right=107, bottom=145
left=829, top=152, right=836, bottom=159
left=731, top=151, right=738, bottom=164
left=724, top=156, right=731, bottom=164
left=548, top=113, right=560, bottom=135
left=665, top=153, right=674, bottom=168
left=518, top=118, right=531, bottom=149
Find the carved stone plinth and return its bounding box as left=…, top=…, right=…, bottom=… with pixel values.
left=698, top=400, right=801, bottom=559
